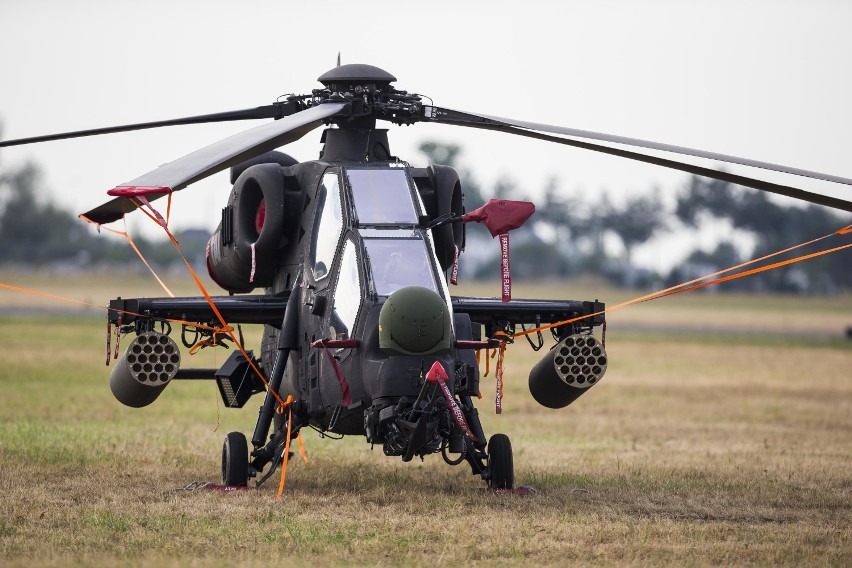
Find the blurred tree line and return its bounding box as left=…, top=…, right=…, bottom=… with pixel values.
left=0, top=161, right=208, bottom=269
left=1, top=142, right=849, bottom=293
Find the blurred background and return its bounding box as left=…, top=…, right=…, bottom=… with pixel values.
left=1, top=0, right=850, bottom=293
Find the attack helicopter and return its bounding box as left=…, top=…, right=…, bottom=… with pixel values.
left=2, top=63, right=850, bottom=491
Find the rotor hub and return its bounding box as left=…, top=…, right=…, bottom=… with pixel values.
left=318, top=63, right=397, bottom=93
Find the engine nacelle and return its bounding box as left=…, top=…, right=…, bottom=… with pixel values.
left=427, top=165, right=465, bottom=271
left=110, top=332, right=180, bottom=408
left=207, top=162, right=297, bottom=293
left=413, top=165, right=465, bottom=272
left=528, top=334, right=608, bottom=409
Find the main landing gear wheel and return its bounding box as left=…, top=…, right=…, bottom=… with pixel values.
left=222, top=431, right=249, bottom=486
left=487, top=433, right=514, bottom=489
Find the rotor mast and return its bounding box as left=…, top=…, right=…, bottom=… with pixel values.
left=316, top=64, right=400, bottom=163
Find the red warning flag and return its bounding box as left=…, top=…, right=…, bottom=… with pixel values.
left=461, top=199, right=535, bottom=302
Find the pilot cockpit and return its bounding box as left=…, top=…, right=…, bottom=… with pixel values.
left=324, top=166, right=452, bottom=343
left=345, top=167, right=444, bottom=298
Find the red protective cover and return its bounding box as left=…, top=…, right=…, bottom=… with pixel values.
left=461, top=199, right=535, bottom=237
left=461, top=199, right=535, bottom=302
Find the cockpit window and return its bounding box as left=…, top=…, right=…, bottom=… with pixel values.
left=311, top=172, right=343, bottom=280
left=346, top=168, right=418, bottom=225
left=330, top=239, right=361, bottom=339
left=363, top=237, right=439, bottom=296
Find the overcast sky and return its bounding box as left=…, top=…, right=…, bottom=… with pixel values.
left=1, top=0, right=850, bottom=269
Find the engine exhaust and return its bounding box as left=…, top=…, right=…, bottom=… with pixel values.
left=110, top=332, right=181, bottom=407
left=528, top=334, right=607, bottom=409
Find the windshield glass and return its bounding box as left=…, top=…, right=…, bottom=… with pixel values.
left=330, top=239, right=361, bottom=339
left=346, top=168, right=418, bottom=225
left=363, top=237, right=438, bottom=296
left=311, top=172, right=343, bottom=280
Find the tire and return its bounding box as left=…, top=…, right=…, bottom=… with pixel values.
left=222, top=431, right=249, bottom=486
left=487, top=433, right=514, bottom=489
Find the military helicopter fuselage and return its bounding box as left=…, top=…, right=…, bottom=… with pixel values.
left=105, top=117, right=607, bottom=488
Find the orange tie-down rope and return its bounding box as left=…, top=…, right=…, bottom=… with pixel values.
left=275, top=396, right=295, bottom=500
left=467, top=225, right=851, bottom=412
left=80, top=213, right=175, bottom=298
left=274, top=400, right=310, bottom=499
left=83, top=199, right=292, bottom=411
left=2, top=270, right=307, bottom=494
left=0, top=281, right=221, bottom=336
left=8, top=194, right=305, bottom=492
left=473, top=225, right=852, bottom=412
left=113, top=196, right=310, bottom=494
left=494, top=337, right=508, bottom=414
left=512, top=224, right=852, bottom=340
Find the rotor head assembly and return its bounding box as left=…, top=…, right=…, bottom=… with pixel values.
left=317, top=63, right=397, bottom=94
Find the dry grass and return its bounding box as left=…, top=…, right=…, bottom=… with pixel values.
left=0, top=275, right=850, bottom=566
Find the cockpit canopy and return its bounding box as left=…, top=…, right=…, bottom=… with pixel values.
left=347, top=168, right=418, bottom=226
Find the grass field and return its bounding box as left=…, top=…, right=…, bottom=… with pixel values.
left=1, top=274, right=850, bottom=566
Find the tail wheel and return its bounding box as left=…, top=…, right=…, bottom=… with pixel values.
left=222, top=431, right=249, bottom=486
left=487, top=433, right=514, bottom=489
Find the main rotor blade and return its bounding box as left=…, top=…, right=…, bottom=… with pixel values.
left=82, top=102, right=346, bottom=224
left=497, top=124, right=852, bottom=213
left=0, top=106, right=285, bottom=148
left=422, top=107, right=852, bottom=213
left=432, top=107, right=852, bottom=187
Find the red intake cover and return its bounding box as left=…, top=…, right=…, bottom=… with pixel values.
left=461, top=199, right=535, bottom=237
